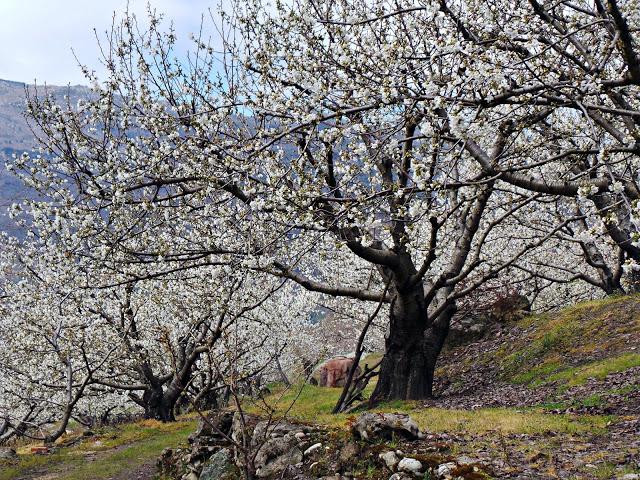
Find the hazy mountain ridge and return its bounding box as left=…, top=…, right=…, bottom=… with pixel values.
left=0, top=79, right=89, bottom=236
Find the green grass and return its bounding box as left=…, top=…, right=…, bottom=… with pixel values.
left=359, top=352, right=383, bottom=371
left=0, top=418, right=197, bottom=480
left=546, top=353, right=640, bottom=387
left=510, top=360, right=563, bottom=385
left=509, top=353, right=640, bottom=391
left=590, top=462, right=640, bottom=480
left=538, top=394, right=606, bottom=411
left=245, top=382, right=354, bottom=427
left=578, top=394, right=604, bottom=408
left=246, top=383, right=612, bottom=435
left=608, top=383, right=640, bottom=396
left=488, top=294, right=640, bottom=389
left=57, top=421, right=194, bottom=480
left=404, top=407, right=611, bottom=435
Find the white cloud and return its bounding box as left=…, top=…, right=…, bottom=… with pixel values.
left=0, top=0, right=218, bottom=85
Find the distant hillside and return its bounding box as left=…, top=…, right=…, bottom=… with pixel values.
left=0, top=79, right=89, bottom=236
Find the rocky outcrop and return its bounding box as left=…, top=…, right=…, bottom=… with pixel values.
left=351, top=412, right=421, bottom=441
left=492, top=293, right=531, bottom=323
left=158, top=410, right=491, bottom=480
left=310, top=356, right=361, bottom=388
left=199, top=448, right=234, bottom=480
left=159, top=411, right=317, bottom=480
left=447, top=293, right=531, bottom=347
left=249, top=419, right=310, bottom=478
left=159, top=411, right=239, bottom=480
left=189, top=410, right=234, bottom=446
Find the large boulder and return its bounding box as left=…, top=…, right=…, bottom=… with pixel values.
left=199, top=448, right=234, bottom=480
left=250, top=420, right=310, bottom=478
left=491, top=293, right=531, bottom=323
left=310, top=356, right=361, bottom=387
left=254, top=438, right=303, bottom=478
left=447, top=313, right=490, bottom=347
left=189, top=410, right=234, bottom=447
left=159, top=411, right=236, bottom=480
left=447, top=293, right=531, bottom=347
left=351, top=413, right=421, bottom=441
left=229, top=414, right=313, bottom=479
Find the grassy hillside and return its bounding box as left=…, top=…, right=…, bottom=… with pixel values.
left=434, top=294, right=640, bottom=413
left=246, top=294, right=640, bottom=479
left=0, top=418, right=197, bottom=480
left=246, top=381, right=611, bottom=434
left=2, top=295, right=639, bottom=479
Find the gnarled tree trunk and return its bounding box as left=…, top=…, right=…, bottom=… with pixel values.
left=142, top=385, right=176, bottom=421
left=370, top=282, right=454, bottom=402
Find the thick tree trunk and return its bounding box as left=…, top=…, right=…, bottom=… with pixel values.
left=143, top=386, right=176, bottom=422
left=422, top=305, right=453, bottom=393
left=370, top=283, right=455, bottom=403
left=370, top=287, right=427, bottom=401
left=373, top=335, right=432, bottom=400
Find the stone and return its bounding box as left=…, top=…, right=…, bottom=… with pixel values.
left=230, top=416, right=312, bottom=477
left=251, top=420, right=307, bottom=478
left=189, top=410, right=234, bottom=447
left=310, top=356, right=361, bottom=387
left=255, top=442, right=303, bottom=477
left=351, top=413, right=421, bottom=441
left=231, top=411, right=262, bottom=439
left=0, top=447, right=17, bottom=460
left=398, top=457, right=423, bottom=474
left=199, top=448, right=233, bottom=480
left=250, top=419, right=312, bottom=446
left=295, top=431, right=306, bottom=440
left=379, top=451, right=399, bottom=470
left=389, top=474, right=412, bottom=480
left=492, top=293, right=531, bottom=323
left=621, top=475, right=640, bottom=480
left=455, top=455, right=476, bottom=465
left=437, top=462, right=457, bottom=478
left=303, top=442, right=322, bottom=457
left=157, top=445, right=211, bottom=480
left=447, top=314, right=490, bottom=347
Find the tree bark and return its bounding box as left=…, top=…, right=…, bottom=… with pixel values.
left=143, top=386, right=176, bottom=422
left=422, top=303, right=455, bottom=394
left=371, top=283, right=428, bottom=401
left=370, top=281, right=456, bottom=402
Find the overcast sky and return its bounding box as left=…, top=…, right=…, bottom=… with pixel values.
left=0, top=0, right=216, bottom=85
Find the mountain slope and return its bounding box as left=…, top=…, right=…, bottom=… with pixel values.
left=0, top=79, right=88, bottom=236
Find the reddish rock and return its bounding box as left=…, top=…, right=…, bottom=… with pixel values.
left=311, top=356, right=361, bottom=388
left=30, top=446, right=51, bottom=455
